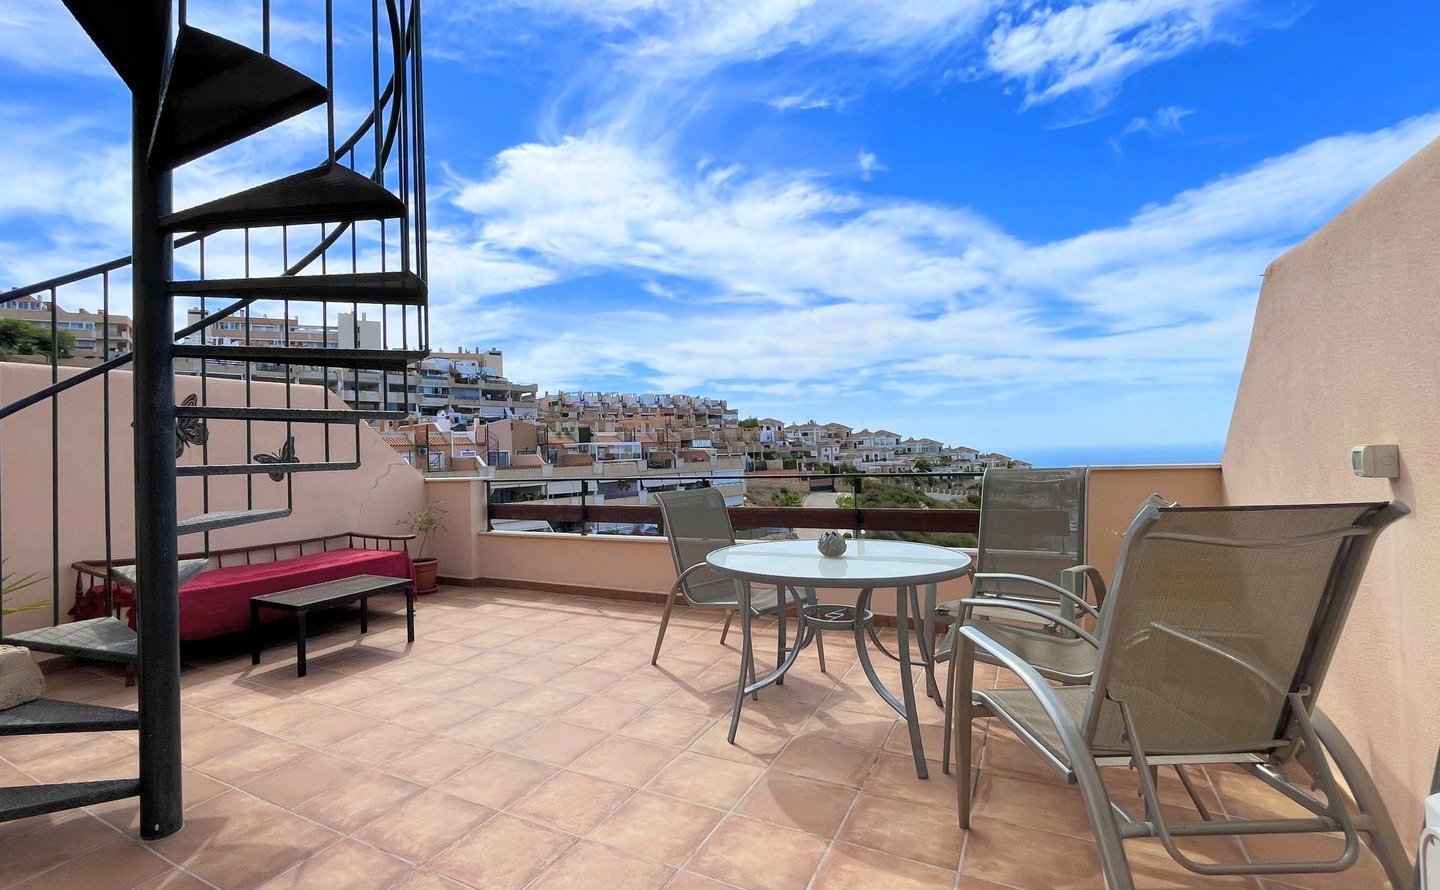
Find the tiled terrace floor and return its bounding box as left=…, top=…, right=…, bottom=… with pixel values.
left=1, top=587, right=1395, bottom=890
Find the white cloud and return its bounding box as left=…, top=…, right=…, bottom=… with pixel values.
left=438, top=110, right=1440, bottom=403
left=1123, top=104, right=1195, bottom=137
left=987, top=0, right=1255, bottom=108
left=856, top=149, right=885, bottom=181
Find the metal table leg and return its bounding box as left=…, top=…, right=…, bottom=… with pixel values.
left=360, top=594, right=369, bottom=634
left=728, top=584, right=807, bottom=744
left=250, top=600, right=262, bottom=665
left=405, top=584, right=415, bottom=642
left=295, top=611, right=308, bottom=678
left=852, top=585, right=929, bottom=778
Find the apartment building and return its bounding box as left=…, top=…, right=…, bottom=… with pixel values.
left=175, top=307, right=538, bottom=421
left=0, top=297, right=134, bottom=360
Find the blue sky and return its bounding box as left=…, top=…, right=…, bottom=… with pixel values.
left=3, top=1, right=1440, bottom=460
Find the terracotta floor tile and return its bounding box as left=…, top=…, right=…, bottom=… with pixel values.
left=276, top=708, right=382, bottom=747
left=440, top=708, right=545, bottom=747
left=147, top=790, right=287, bottom=864
left=813, top=842, right=958, bottom=890
left=181, top=722, right=266, bottom=767
left=962, top=820, right=1105, bottom=890
left=400, top=699, right=484, bottom=735
left=619, top=707, right=716, bottom=747
left=838, top=792, right=962, bottom=870
left=383, top=735, right=488, bottom=786
left=568, top=736, right=677, bottom=786
left=9, top=838, right=171, bottom=890
left=194, top=734, right=311, bottom=784
left=771, top=735, right=878, bottom=788
left=562, top=696, right=650, bottom=732
left=647, top=752, right=763, bottom=810
left=689, top=814, right=829, bottom=890
left=665, top=872, right=736, bottom=890
left=386, top=870, right=472, bottom=890
left=257, top=838, right=412, bottom=890
left=353, top=789, right=494, bottom=862
left=430, top=813, right=576, bottom=890
left=294, top=769, right=425, bottom=832
left=0, top=810, right=117, bottom=889
left=325, top=723, right=432, bottom=768
left=527, top=840, right=673, bottom=890
left=735, top=771, right=857, bottom=838
left=510, top=770, right=635, bottom=834
left=549, top=666, right=627, bottom=695
left=438, top=752, right=555, bottom=808
left=494, top=685, right=588, bottom=718
left=688, top=719, right=792, bottom=767
left=588, top=791, right=723, bottom=867
left=862, top=752, right=958, bottom=811
left=185, top=812, right=341, bottom=890
left=241, top=751, right=355, bottom=809
left=501, top=721, right=609, bottom=766
left=797, top=708, right=898, bottom=750
left=129, top=871, right=217, bottom=890
left=971, top=771, right=1095, bottom=840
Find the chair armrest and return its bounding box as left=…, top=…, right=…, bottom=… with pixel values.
left=957, top=623, right=1095, bottom=750
left=1061, top=565, right=1108, bottom=609
left=970, top=572, right=1100, bottom=619
left=954, top=598, right=1100, bottom=648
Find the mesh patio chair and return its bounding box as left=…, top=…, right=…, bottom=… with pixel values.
left=916, top=467, right=1094, bottom=699
left=651, top=487, right=823, bottom=671
left=949, top=500, right=1412, bottom=890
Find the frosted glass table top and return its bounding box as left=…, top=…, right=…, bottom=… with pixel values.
left=707, top=538, right=972, bottom=588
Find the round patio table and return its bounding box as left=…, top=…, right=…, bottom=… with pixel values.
left=707, top=538, right=972, bottom=779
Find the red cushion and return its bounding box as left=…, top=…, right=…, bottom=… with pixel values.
left=179, top=548, right=413, bottom=640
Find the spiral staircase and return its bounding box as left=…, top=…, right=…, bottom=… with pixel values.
left=0, top=1, right=428, bottom=837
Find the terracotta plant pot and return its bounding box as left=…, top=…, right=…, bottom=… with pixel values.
left=413, top=557, right=439, bottom=595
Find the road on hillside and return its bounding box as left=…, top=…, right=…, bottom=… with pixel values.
left=797, top=490, right=843, bottom=539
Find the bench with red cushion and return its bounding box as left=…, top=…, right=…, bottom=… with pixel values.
left=73, top=533, right=415, bottom=641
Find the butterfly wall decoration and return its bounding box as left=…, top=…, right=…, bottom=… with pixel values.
left=253, top=436, right=299, bottom=482
left=174, top=394, right=208, bottom=458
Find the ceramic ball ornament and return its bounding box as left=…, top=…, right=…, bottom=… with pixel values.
left=817, top=531, right=847, bottom=558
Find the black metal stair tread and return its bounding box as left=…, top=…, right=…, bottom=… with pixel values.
left=162, top=164, right=404, bottom=232
left=150, top=24, right=327, bottom=169
left=0, top=698, right=138, bottom=736
left=0, top=618, right=136, bottom=665
left=175, top=405, right=404, bottom=422
left=177, top=508, right=292, bottom=535
left=173, top=345, right=427, bottom=371
left=61, top=0, right=147, bottom=89
left=169, top=271, right=426, bottom=305
left=107, top=559, right=212, bottom=589
left=0, top=779, right=140, bottom=823
left=177, top=460, right=361, bottom=478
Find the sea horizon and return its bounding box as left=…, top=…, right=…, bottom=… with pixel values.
left=1009, top=441, right=1224, bottom=468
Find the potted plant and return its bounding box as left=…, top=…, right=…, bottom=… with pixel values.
left=399, top=504, right=448, bottom=595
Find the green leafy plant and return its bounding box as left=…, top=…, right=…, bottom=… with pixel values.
left=0, top=319, right=75, bottom=359
left=398, top=503, right=448, bottom=561
left=1, top=560, right=45, bottom=616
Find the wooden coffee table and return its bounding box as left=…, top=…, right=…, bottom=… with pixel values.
left=250, top=574, right=414, bottom=676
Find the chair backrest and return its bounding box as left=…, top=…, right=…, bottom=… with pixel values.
left=655, top=486, right=745, bottom=606
left=1083, top=501, right=1407, bottom=757
left=974, top=467, right=1089, bottom=598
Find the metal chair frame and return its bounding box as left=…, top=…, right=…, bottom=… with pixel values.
left=948, top=501, right=1413, bottom=890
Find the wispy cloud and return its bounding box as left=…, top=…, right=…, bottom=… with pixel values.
left=987, top=0, right=1270, bottom=108
left=440, top=110, right=1440, bottom=406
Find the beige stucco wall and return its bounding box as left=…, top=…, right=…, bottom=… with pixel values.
left=456, top=465, right=1222, bottom=618
left=1085, top=465, right=1224, bottom=581
left=0, top=362, right=426, bottom=633
left=1223, top=135, right=1440, bottom=835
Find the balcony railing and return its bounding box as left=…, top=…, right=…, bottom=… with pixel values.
left=485, top=471, right=983, bottom=538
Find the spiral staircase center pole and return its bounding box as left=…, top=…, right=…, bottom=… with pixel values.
left=131, top=0, right=183, bottom=841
